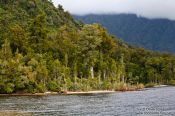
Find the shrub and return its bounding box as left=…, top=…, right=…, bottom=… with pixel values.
left=145, top=83, right=156, bottom=88
left=168, top=80, right=175, bottom=85
left=115, top=83, right=127, bottom=91
left=102, top=81, right=113, bottom=90
left=4, top=83, right=15, bottom=94
left=26, top=81, right=37, bottom=93
left=114, top=83, right=144, bottom=91
left=88, top=78, right=99, bottom=90
left=47, top=81, right=61, bottom=92
left=136, top=84, right=144, bottom=90
left=36, top=83, right=45, bottom=93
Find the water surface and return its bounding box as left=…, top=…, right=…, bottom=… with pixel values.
left=0, top=87, right=175, bottom=116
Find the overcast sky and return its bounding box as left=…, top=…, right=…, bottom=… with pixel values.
left=52, top=0, right=175, bottom=20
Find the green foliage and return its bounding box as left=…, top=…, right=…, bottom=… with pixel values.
left=114, top=83, right=144, bottom=91
left=145, top=83, right=157, bottom=88
left=36, top=83, right=45, bottom=93
left=0, top=1, right=175, bottom=94
left=168, top=80, right=175, bottom=85
left=4, top=83, right=15, bottom=94
left=26, top=81, right=37, bottom=93
left=102, top=81, right=113, bottom=90
left=47, top=81, right=61, bottom=92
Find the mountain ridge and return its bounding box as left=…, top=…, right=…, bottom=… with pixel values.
left=74, top=14, right=175, bottom=53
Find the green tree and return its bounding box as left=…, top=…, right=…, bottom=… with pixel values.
left=28, top=13, right=49, bottom=53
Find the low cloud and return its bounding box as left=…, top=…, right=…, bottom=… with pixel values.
left=53, top=0, right=175, bottom=20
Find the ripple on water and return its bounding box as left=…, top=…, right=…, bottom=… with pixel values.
left=0, top=87, right=175, bottom=116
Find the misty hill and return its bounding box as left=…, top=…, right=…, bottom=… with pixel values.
left=74, top=14, right=175, bottom=53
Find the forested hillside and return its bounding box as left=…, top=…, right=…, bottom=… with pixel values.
left=0, top=0, right=175, bottom=94
left=75, top=14, right=175, bottom=53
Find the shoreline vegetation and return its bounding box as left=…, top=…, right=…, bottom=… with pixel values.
left=0, top=90, right=116, bottom=96
left=0, top=84, right=170, bottom=96
left=0, top=83, right=170, bottom=96
left=0, top=83, right=150, bottom=96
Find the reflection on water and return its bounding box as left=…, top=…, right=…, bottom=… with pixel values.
left=0, top=87, right=175, bottom=116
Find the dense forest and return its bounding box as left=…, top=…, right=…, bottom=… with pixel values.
left=0, top=0, right=175, bottom=94
left=75, top=14, right=175, bottom=53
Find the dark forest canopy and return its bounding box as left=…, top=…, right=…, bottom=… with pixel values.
left=0, top=0, right=175, bottom=94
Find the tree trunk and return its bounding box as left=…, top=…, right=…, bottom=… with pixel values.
left=74, top=73, right=77, bottom=84
left=73, top=61, right=77, bottom=84
left=121, top=75, right=125, bottom=83
left=103, top=70, right=106, bottom=80
left=90, top=66, right=94, bottom=78
left=98, top=72, right=101, bottom=84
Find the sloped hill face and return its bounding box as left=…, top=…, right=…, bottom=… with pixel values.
left=0, top=0, right=76, bottom=26
left=0, top=0, right=77, bottom=43
left=75, top=14, right=175, bottom=53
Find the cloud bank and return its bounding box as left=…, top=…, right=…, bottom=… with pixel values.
left=52, top=0, right=175, bottom=20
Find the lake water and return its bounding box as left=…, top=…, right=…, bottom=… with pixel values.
left=0, top=87, right=175, bottom=116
